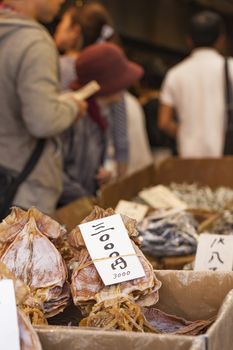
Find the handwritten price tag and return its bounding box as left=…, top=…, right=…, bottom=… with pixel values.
left=0, top=280, right=20, bottom=350
left=139, top=185, right=187, bottom=210
left=194, top=234, right=233, bottom=271
left=79, top=214, right=145, bottom=286
left=115, top=200, right=148, bottom=222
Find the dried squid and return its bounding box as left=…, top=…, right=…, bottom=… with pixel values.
left=0, top=207, right=70, bottom=318
left=69, top=206, right=162, bottom=331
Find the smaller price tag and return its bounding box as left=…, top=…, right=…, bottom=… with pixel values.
left=79, top=214, right=145, bottom=286
left=194, top=234, right=233, bottom=271
left=115, top=200, right=148, bottom=222
left=0, top=280, right=20, bottom=350
left=139, top=185, right=187, bottom=210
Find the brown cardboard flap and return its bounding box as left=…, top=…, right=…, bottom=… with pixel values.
left=36, top=270, right=233, bottom=350
left=52, top=197, right=96, bottom=232
left=155, top=157, right=233, bottom=188
left=155, top=270, right=233, bottom=320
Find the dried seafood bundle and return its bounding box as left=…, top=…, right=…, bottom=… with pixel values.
left=0, top=263, right=42, bottom=350
left=211, top=209, right=233, bottom=235
left=69, top=206, right=162, bottom=331
left=169, top=183, right=233, bottom=211
left=143, top=308, right=215, bottom=336
left=138, top=209, right=198, bottom=258
left=0, top=207, right=70, bottom=318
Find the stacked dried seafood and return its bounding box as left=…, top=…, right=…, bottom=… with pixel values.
left=0, top=207, right=70, bottom=318
left=169, top=183, right=233, bottom=211
left=138, top=209, right=198, bottom=258
left=68, top=206, right=162, bottom=332
left=0, top=262, right=42, bottom=350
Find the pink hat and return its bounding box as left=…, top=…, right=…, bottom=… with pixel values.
left=71, top=43, right=144, bottom=96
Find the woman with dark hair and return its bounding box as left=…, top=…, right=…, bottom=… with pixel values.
left=55, top=2, right=129, bottom=179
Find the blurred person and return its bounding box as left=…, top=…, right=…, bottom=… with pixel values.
left=135, top=58, right=177, bottom=155
left=159, top=11, right=232, bottom=157
left=0, top=0, right=87, bottom=215
left=124, top=91, right=153, bottom=175
left=59, top=43, right=143, bottom=206
left=55, top=2, right=129, bottom=177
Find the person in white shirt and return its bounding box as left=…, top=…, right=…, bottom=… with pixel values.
left=159, top=11, right=232, bottom=158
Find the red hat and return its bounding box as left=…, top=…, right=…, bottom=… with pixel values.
left=71, top=43, right=144, bottom=96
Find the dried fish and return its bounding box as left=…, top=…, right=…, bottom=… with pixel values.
left=138, top=209, right=198, bottom=258
left=69, top=206, right=162, bottom=331
left=0, top=207, right=70, bottom=318
left=169, top=183, right=233, bottom=211
left=211, top=209, right=233, bottom=235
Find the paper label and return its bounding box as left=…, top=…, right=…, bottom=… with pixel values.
left=79, top=214, right=145, bottom=285
left=73, top=80, right=100, bottom=100
left=139, top=185, right=187, bottom=210
left=194, top=234, right=233, bottom=271
left=115, top=200, right=148, bottom=222
left=0, top=280, right=20, bottom=350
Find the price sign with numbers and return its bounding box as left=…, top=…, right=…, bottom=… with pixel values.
left=79, top=214, right=145, bottom=286
left=115, top=200, right=148, bottom=222
left=0, top=279, right=20, bottom=350
left=194, top=234, right=233, bottom=271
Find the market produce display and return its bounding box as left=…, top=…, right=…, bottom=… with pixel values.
left=0, top=207, right=70, bottom=318
left=138, top=209, right=198, bottom=258
left=169, top=183, right=233, bottom=211
left=0, top=205, right=219, bottom=340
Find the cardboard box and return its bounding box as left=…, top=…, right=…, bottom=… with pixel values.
left=36, top=270, right=233, bottom=350
left=52, top=197, right=96, bottom=232
left=99, top=157, right=233, bottom=209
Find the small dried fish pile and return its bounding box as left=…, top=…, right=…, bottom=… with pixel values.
left=143, top=308, right=215, bottom=336
left=138, top=209, right=198, bottom=258
left=211, top=209, right=233, bottom=235
left=68, top=206, right=162, bottom=332
left=0, top=207, right=70, bottom=318
left=0, top=262, right=42, bottom=350
left=169, top=183, right=233, bottom=211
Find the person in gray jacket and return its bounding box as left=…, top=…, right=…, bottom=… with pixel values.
left=0, top=0, right=87, bottom=214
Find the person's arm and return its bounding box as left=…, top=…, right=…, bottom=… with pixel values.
left=17, top=39, right=85, bottom=138
left=158, top=103, right=177, bottom=137
left=109, top=97, right=129, bottom=177
left=158, top=70, right=178, bottom=138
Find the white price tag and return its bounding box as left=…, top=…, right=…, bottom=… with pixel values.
left=139, top=185, right=187, bottom=210
left=0, top=280, right=20, bottom=350
left=79, top=214, right=145, bottom=286
left=194, top=234, right=233, bottom=271
left=115, top=200, right=148, bottom=222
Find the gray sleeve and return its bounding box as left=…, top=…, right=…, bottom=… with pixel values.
left=109, top=97, right=129, bottom=162
left=17, top=39, right=78, bottom=138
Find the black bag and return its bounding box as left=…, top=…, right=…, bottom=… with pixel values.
left=0, top=139, right=45, bottom=220
left=223, top=58, right=233, bottom=155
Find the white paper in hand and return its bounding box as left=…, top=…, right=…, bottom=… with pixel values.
left=194, top=233, right=233, bottom=271
left=0, top=280, right=20, bottom=350
left=79, top=214, right=145, bottom=286
left=115, top=200, right=148, bottom=222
